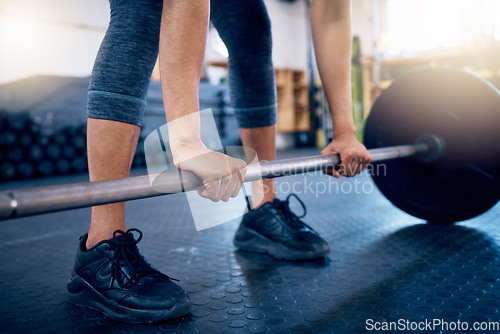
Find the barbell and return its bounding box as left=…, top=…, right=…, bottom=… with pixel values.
left=0, top=68, right=499, bottom=223
left=365, top=68, right=500, bottom=223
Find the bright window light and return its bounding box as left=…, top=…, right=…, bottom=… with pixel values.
left=493, top=0, right=500, bottom=40
left=0, top=17, right=32, bottom=45
left=386, top=0, right=462, bottom=56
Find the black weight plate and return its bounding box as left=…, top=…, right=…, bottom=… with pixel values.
left=364, top=68, right=500, bottom=223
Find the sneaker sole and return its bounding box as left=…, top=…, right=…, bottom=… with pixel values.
left=67, top=276, right=193, bottom=324
left=233, top=226, right=330, bottom=261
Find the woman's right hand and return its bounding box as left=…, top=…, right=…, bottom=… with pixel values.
left=171, top=143, right=247, bottom=202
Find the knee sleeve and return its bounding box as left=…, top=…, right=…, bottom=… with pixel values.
left=211, top=0, right=277, bottom=128
left=87, top=0, right=163, bottom=127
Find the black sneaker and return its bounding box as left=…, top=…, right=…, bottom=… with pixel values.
left=233, top=194, right=330, bottom=260
left=67, top=228, right=192, bottom=323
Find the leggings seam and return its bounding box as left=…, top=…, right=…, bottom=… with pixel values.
left=232, top=103, right=277, bottom=112
left=88, top=90, right=147, bottom=106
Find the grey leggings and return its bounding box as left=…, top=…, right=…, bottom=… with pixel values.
left=88, top=0, right=277, bottom=129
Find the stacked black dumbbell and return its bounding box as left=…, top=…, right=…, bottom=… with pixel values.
left=39, top=125, right=89, bottom=177
left=0, top=111, right=90, bottom=180
left=0, top=110, right=148, bottom=181
left=132, top=134, right=146, bottom=168
left=0, top=111, right=37, bottom=180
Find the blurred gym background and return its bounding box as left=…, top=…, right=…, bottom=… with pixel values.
left=0, top=0, right=499, bottom=181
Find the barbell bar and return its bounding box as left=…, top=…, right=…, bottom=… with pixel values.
left=0, top=141, right=431, bottom=220
left=1, top=68, right=499, bottom=223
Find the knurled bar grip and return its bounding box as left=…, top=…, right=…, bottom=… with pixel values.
left=0, top=144, right=426, bottom=220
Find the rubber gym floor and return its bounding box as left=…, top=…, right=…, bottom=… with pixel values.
left=1, top=149, right=499, bottom=334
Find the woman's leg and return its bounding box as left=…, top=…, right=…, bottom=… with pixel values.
left=86, top=0, right=163, bottom=248
left=68, top=0, right=194, bottom=323
left=210, top=0, right=277, bottom=207
left=211, top=2, right=330, bottom=260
